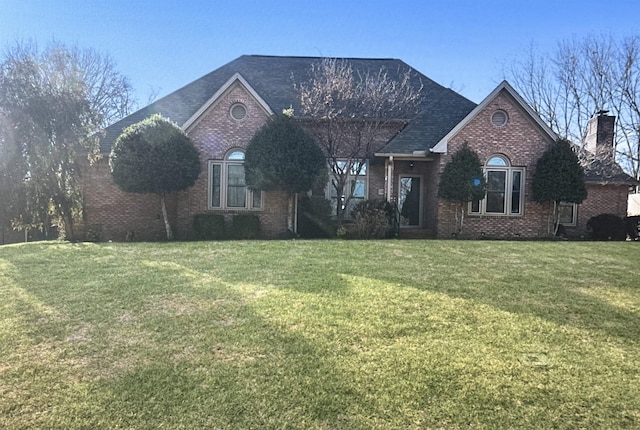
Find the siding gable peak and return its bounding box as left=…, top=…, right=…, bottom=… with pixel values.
left=183, top=72, right=274, bottom=132
left=431, top=80, right=557, bottom=154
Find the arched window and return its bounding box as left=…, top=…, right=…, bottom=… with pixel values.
left=471, top=154, right=524, bottom=215
left=209, top=149, right=262, bottom=210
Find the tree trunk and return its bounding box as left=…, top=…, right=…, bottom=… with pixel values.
left=287, top=193, right=294, bottom=233
left=160, top=194, right=173, bottom=240
left=62, top=213, right=75, bottom=241
left=552, top=200, right=560, bottom=236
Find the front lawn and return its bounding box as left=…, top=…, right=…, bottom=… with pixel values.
left=0, top=240, right=638, bottom=429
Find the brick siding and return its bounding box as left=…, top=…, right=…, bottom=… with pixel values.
left=81, top=158, right=177, bottom=241
left=81, top=82, right=630, bottom=241
left=571, top=183, right=630, bottom=238
left=82, top=80, right=291, bottom=240
left=434, top=90, right=555, bottom=238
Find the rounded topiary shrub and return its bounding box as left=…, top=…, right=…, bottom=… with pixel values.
left=192, top=214, right=226, bottom=240
left=587, top=213, right=626, bottom=241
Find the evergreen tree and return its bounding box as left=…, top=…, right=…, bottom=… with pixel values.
left=438, top=143, right=486, bottom=235
left=532, top=138, right=587, bottom=235
left=245, top=114, right=327, bottom=233
left=110, top=114, right=201, bottom=240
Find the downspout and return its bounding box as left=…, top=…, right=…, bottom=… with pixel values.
left=386, top=156, right=394, bottom=202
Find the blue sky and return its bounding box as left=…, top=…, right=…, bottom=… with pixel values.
left=2, top=0, right=640, bottom=107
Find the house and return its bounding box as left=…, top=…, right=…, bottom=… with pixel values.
left=84, top=55, right=634, bottom=241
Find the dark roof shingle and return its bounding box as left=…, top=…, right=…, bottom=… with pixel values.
left=100, top=55, right=476, bottom=153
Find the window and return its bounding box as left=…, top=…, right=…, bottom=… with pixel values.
left=327, top=160, right=368, bottom=218
left=209, top=149, right=262, bottom=210
left=471, top=155, right=524, bottom=215
left=558, top=202, right=577, bottom=226
left=230, top=103, right=247, bottom=121
left=491, top=110, right=508, bottom=127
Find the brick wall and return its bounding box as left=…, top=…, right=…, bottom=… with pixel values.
left=81, top=158, right=176, bottom=241
left=81, top=80, right=291, bottom=241
left=178, top=81, right=291, bottom=238
left=82, top=80, right=631, bottom=242
left=572, top=183, right=630, bottom=237
left=435, top=89, right=555, bottom=238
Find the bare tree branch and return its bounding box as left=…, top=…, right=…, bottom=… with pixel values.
left=296, top=58, right=423, bottom=224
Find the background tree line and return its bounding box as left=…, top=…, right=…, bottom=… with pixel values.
left=504, top=34, right=640, bottom=183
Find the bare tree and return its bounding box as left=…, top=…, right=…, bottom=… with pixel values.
left=504, top=34, right=640, bottom=183
left=296, top=58, right=423, bottom=225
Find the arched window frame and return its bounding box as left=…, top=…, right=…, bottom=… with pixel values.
left=470, top=154, right=525, bottom=216
left=208, top=149, right=262, bottom=210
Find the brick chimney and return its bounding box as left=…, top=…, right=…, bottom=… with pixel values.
left=585, top=111, right=615, bottom=154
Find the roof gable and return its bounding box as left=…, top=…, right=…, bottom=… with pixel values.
left=183, top=73, right=273, bottom=132
left=431, top=80, right=558, bottom=154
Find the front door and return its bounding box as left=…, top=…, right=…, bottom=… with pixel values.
left=398, top=175, right=422, bottom=227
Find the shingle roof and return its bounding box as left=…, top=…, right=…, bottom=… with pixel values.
left=100, top=55, right=476, bottom=153
left=580, top=151, right=637, bottom=185
left=377, top=87, right=476, bottom=155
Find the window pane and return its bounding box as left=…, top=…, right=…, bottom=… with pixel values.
left=487, top=156, right=508, bottom=166
left=470, top=199, right=480, bottom=213
left=558, top=203, right=575, bottom=225
left=252, top=190, right=262, bottom=208
left=227, top=164, right=246, bottom=208
left=511, top=171, right=522, bottom=214
left=352, top=178, right=366, bottom=198
left=227, top=151, right=245, bottom=161
left=333, top=160, right=347, bottom=174
left=351, top=161, right=367, bottom=175
left=486, top=170, right=506, bottom=213
left=211, top=164, right=221, bottom=207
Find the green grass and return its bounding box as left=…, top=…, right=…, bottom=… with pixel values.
left=1, top=240, right=639, bottom=429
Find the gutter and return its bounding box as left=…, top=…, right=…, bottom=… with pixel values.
left=373, top=150, right=434, bottom=160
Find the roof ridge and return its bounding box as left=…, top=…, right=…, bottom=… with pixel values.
left=242, top=54, right=401, bottom=61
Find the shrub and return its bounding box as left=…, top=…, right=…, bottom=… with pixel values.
left=85, top=224, right=102, bottom=242
left=297, top=196, right=335, bottom=238
left=231, top=214, right=260, bottom=239
left=624, top=216, right=640, bottom=240
left=587, top=213, right=626, bottom=240
left=192, top=214, right=226, bottom=240
left=349, top=199, right=395, bottom=239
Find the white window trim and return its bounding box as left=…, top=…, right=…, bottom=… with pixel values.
left=470, top=155, right=525, bottom=216
left=208, top=153, right=263, bottom=211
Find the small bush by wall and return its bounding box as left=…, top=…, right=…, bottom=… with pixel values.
left=85, top=225, right=103, bottom=242
left=297, top=196, right=335, bottom=238
left=231, top=214, right=260, bottom=239
left=587, top=213, right=626, bottom=240
left=192, top=214, right=226, bottom=240
left=349, top=199, right=395, bottom=239
left=625, top=216, right=640, bottom=240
